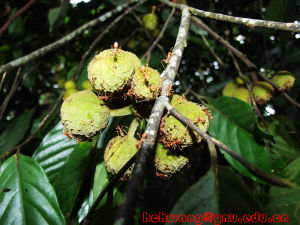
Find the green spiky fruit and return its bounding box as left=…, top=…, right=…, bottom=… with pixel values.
left=161, top=100, right=209, bottom=148
left=124, top=51, right=141, bottom=71
left=81, top=80, right=94, bottom=90
left=104, top=135, right=138, bottom=178
left=131, top=66, right=162, bottom=101
left=63, top=88, right=78, bottom=99
left=154, top=143, right=189, bottom=177
left=87, top=48, right=141, bottom=94
left=235, top=76, right=250, bottom=85
left=64, top=80, right=76, bottom=90
left=60, top=90, right=110, bottom=141
left=233, top=88, right=251, bottom=104
left=142, top=7, right=158, bottom=30
left=222, top=81, right=239, bottom=97
left=271, top=70, right=295, bottom=91
left=253, top=81, right=274, bottom=105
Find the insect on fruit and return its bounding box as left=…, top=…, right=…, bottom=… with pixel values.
left=64, top=131, right=73, bottom=140
left=202, top=106, right=213, bottom=121
left=140, top=65, right=150, bottom=81
left=194, top=117, right=207, bottom=124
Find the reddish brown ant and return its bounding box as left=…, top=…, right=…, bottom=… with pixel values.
left=140, top=65, right=150, bottom=81
left=161, top=52, right=173, bottom=68
left=136, top=133, right=147, bottom=149
left=64, top=131, right=73, bottom=140
left=167, top=84, right=173, bottom=96
left=156, top=171, right=169, bottom=178
left=201, top=106, right=213, bottom=121
left=194, top=117, right=207, bottom=124
left=116, top=125, right=125, bottom=137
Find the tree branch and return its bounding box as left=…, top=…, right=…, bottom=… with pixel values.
left=0, top=1, right=138, bottom=74
left=114, top=7, right=191, bottom=225
left=160, top=0, right=300, bottom=32
left=0, top=0, right=36, bottom=37
left=165, top=102, right=299, bottom=189
left=191, top=17, right=300, bottom=109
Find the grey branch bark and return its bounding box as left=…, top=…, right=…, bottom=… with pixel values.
left=160, top=0, right=300, bottom=32
left=0, top=1, right=137, bottom=74
left=114, top=7, right=191, bottom=225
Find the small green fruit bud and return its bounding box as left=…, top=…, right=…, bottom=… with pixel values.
left=57, top=78, right=66, bottom=89
left=142, top=7, right=158, bottom=30
left=131, top=66, right=162, bottom=101
left=235, top=76, right=250, bottom=85
left=104, top=135, right=138, bottom=178
left=222, top=81, right=239, bottom=97
left=154, top=143, right=189, bottom=178
left=63, top=88, right=78, bottom=99
left=64, top=80, right=76, bottom=90
left=81, top=80, right=94, bottom=90
left=253, top=81, right=274, bottom=105
left=271, top=70, right=295, bottom=91
left=60, top=90, right=110, bottom=141
left=233, top=88, right=251, bottom=104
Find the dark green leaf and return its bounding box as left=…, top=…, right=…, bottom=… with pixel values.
left=48, top=0, right=69, bottom=32
left=32, top=122, right=76, bottom=181
left=33, top=121, right=93, bottom=216
left=167, top=167, right=261, bottom=225
left=266, top=156, right=300, bottom=224
left=208, top=97, right=273, bottom=182
left=0, top=154, right=65, bottom=225
left=280, top=157, right=300, bottom=186
left=0, top=109, right=35, bottom=155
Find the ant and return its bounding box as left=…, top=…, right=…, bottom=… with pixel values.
left=161, top=52, right=172, bottom=68
left=116, top=125, right=126, bottom=137
left=194, top=117, right=207, bottom=124
left=111, top=42, right=121, bottom=60
left=167, top=84, right=173, bottom=96
left=126, top=89, right=139, bottom=99
left=64, top=131, right=73, bottom=140
left=201, top=106, right=213, bottom=121
left=156, top=171, right=169, bottom=178
left=140, top=65, right=150, bottom=81
left=112, top=42, right=121, bottom=54
left=98, top=91, right=110, bottom=101
left=136, top=133, right=147, bottom=149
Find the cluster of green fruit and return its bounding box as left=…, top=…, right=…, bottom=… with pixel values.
left=60, top=44, right=210, bottom=178
left=63, top=79, right=94, bottom=99
left=222, top=71, right=295, bottom=105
